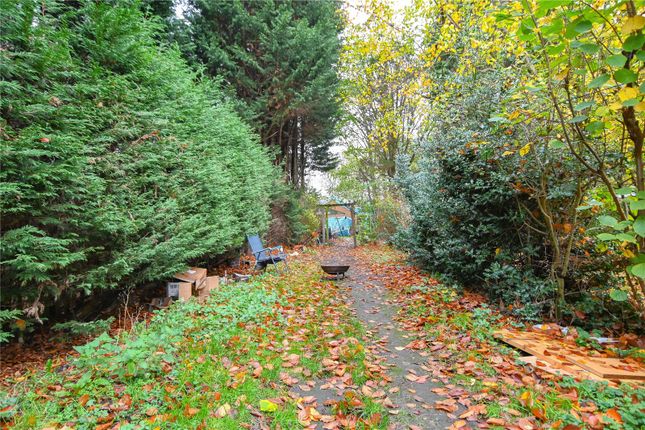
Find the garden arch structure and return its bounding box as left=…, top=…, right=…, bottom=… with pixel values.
left=317, top=202, right=357, bottom=248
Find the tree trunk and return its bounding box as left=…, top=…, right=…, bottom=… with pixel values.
left=290, top=120, right=297, bottom=186
left=299, top=117, right=306, bottom=190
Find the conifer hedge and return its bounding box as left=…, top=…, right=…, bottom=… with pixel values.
left=0, top=1, right=277, bottom=317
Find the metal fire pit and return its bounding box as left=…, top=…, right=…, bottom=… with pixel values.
left=321, top=265, right=350, bottom=280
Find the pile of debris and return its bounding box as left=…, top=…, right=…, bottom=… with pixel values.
left=149, top=267, right=219, bottom=310
left=494, top=325, right=645, bottom=385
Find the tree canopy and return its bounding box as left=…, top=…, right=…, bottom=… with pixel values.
left=335, top=0, right=644, bottom=325
left=170, top=0, right=344, bottom=187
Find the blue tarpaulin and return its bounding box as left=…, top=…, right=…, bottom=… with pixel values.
left=327, top=216, right=352, bottom=236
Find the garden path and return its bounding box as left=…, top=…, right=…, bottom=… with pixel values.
left=310, top=239, right=454, bottom=429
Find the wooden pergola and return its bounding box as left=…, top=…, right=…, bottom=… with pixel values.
left=317, top=202, right=357, bottom=247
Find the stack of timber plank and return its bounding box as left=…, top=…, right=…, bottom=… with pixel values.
left=494, top=328, right=645, bottom=384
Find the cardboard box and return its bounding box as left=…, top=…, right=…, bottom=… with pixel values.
left=199, top=276, right=219, bottom=300
left=177, top=282, right=192, bottom=301
left=166, top=282, right=181, bottom=298
left=174, top=267, right=207, bottom=289
left=206, top=275, right=219, bottom=292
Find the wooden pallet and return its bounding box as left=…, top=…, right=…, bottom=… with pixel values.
left=517, top=356, right=605, bottom=382
left=494, top=329, right=645, bottom=382
left=568, top=355, right=645, bottom=381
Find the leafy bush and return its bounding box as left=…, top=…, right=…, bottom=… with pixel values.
left=52, top=317, right=114, bottom=338
left=396, top=68, right=633, bottom=324
left=395, top=72, right=555, bottom=314
left=396, top=73, right=525, bottom=283
left=266, top=187, right=320, bottom=245
left=0, top=1, right=277, bottom=318
left=397, top=134, right=526, bottom=279
left=283, top=190, right=320, bottom=245
left=0, top=310, right=22, bottom=343
left=483, top=263, right=553, bottom=321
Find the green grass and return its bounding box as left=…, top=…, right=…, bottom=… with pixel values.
left=1, top=258, right=389, bottom=429
left=486, top=402, right=502, bottom=418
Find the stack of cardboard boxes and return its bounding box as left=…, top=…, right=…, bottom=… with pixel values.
left=166, top=267, right=218, bottom=303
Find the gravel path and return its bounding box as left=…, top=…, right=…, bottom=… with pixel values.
left=320, top=240, right=453, bottom=429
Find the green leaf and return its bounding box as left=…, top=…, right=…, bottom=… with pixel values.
left=538, top=0, right=571, bottom=11
left=568, top=115, right=587, bottom=123
left=614, top=69, right=638, bottom=84
left=631, top=262, right=645, bottom=279
left=615, top=233, right=637, bottom=243
left=574, top=101, right=594, bottom=111
left=623, top=98, right=640, bottom=107
left=597, top=233, right=616, bottom=241
left=630, top=253, right=645, bottom=265
left=574, top=20, right=592, bottom=34
left=584, top=121, right=605, bottom=134
left=606, top=54, right=627, bottom=68
left=578, top=43, right=600, bottom=54
left=609, top=289, right=628, bottom=302
left=631, top=200, right=645, bottom=211
left=547, top=44, right=565, bottom=55
left=615, top=221, right=631, bottom=231
left=587, top=74, right=610, bottom=88
left=634, top=217, right=645, bottom=237
left=616, top=187, right=634, bottom=195
left=637, top=50, right=645, bottom=62
left=623, top=34, right=645, bottom=51
left=260, top=399, right=278, bottom=412
left=598, top=215, right=618, bottom=227
left=541, top=17, right=564, bottom=35
left=548, top=139, right=566, bottom=149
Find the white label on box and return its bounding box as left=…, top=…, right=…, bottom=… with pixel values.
left=167, top=282, right=180, bottom=298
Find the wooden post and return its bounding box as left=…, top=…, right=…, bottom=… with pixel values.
left=320, top=210, right=325, bottom=244
left=350, top=203, right=357, bottom=247
left=324, top=207, right=329, bottom=243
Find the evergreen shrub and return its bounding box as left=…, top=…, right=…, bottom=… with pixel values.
left=0, top=0, right=277, bottom=322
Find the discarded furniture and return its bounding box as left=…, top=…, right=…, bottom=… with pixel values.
left=247, top=234, right=288, bottom=272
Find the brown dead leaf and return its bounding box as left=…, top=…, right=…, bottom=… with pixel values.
left=435, top=399, right=458, bottom=413
left=214, top=403, right=231, bottom=418
left=604, top=408, right=622, bottom=424
left=459, top=404, right=486, bottom=419
left=185, top=404, right=200, bottom=417
left=531, top=406, right=546, bottom=421
left=487, top=418, right=505, bottom=426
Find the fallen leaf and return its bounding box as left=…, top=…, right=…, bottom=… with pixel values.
left=184, top=404, right=199, bottom=417
left=214, top=403, right=231, bottom=418
left=259, top=399, right=278, bottom=413
left=604, top=408, right=622, bottom=424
